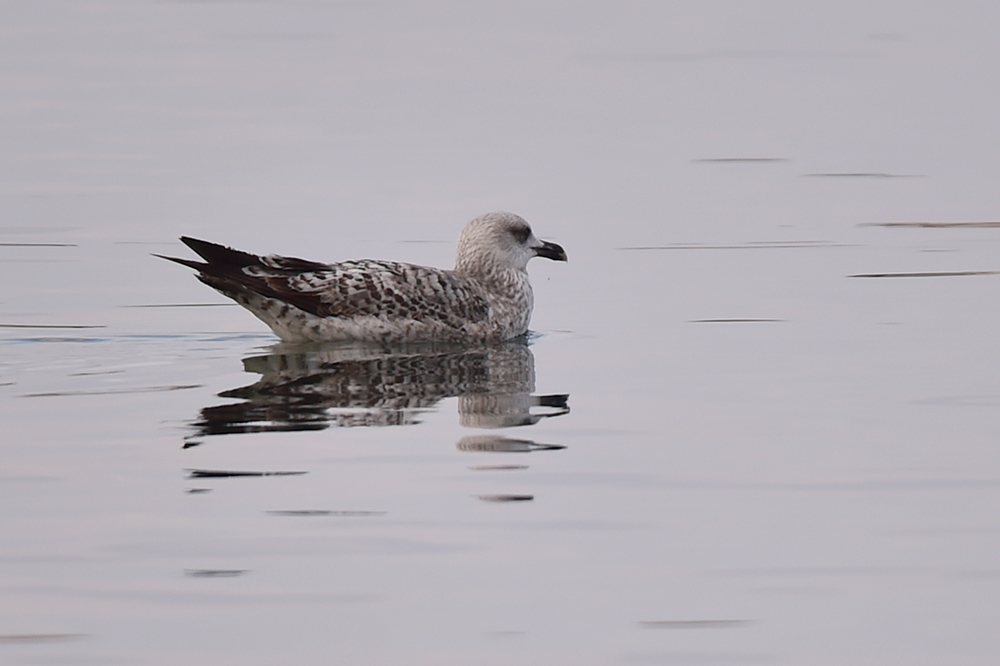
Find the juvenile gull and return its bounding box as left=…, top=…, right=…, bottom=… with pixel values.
left=156, top=211, right=566, bottom=343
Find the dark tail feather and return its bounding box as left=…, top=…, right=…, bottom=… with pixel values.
left=154, top=245, right=251, bottom=304
left=154, top=237, right=264, bottom=279
left=155, top=237, right=327, bottom=317
left=158, top=237, right=329, bottom=275
left=152, top=253, right=208, bottom=272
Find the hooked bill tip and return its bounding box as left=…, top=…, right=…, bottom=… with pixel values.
left=535, top=240, right=567, bottom=262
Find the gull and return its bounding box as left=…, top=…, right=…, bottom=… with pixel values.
left=156, top=211, right=566, bottom=343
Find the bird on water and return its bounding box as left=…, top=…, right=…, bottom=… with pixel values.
left=156, top=211, right=567, bottom=343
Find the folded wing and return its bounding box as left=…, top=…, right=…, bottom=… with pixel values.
left=156, top=237, right=490, bottom=327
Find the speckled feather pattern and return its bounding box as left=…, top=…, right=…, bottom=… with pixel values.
left=158, top=212, right=566, bottom=343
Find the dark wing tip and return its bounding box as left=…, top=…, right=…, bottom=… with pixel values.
left=154, top=238, right=258, bottom=279
left=178, top=237, right=262, bottom=267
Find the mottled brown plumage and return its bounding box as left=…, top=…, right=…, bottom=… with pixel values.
left=156, top=211, right=566, bottom=343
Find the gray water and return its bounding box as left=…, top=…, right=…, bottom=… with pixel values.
left=3, top=2, right=1000, bottom=664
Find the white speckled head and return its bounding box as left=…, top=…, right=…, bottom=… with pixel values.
left=454, top=212, right=566, bottom=275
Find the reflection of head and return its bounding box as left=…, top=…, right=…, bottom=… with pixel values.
left=456, top=435, right=565, bottom=452
left=460, top=394, right=550, bottom=428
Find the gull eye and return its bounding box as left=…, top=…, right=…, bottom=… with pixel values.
left=510, top=225, right=531, bottom=244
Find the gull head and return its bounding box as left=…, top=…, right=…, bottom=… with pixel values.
left=454, top=212, right=567, bottom=275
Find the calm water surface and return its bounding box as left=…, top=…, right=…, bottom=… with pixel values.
left=2, top=2, right=1000, bottom=664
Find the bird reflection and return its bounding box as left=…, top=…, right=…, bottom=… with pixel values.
left=188, top=341, right=568, bottom=439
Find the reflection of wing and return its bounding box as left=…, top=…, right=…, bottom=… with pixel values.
left=188, top=342, right=568, bottom=439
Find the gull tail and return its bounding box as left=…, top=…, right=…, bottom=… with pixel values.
left=154, top=237, right=262, bottom=274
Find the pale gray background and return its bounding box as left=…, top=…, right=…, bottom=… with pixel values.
left=2, top=1, right=999, bottom=664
